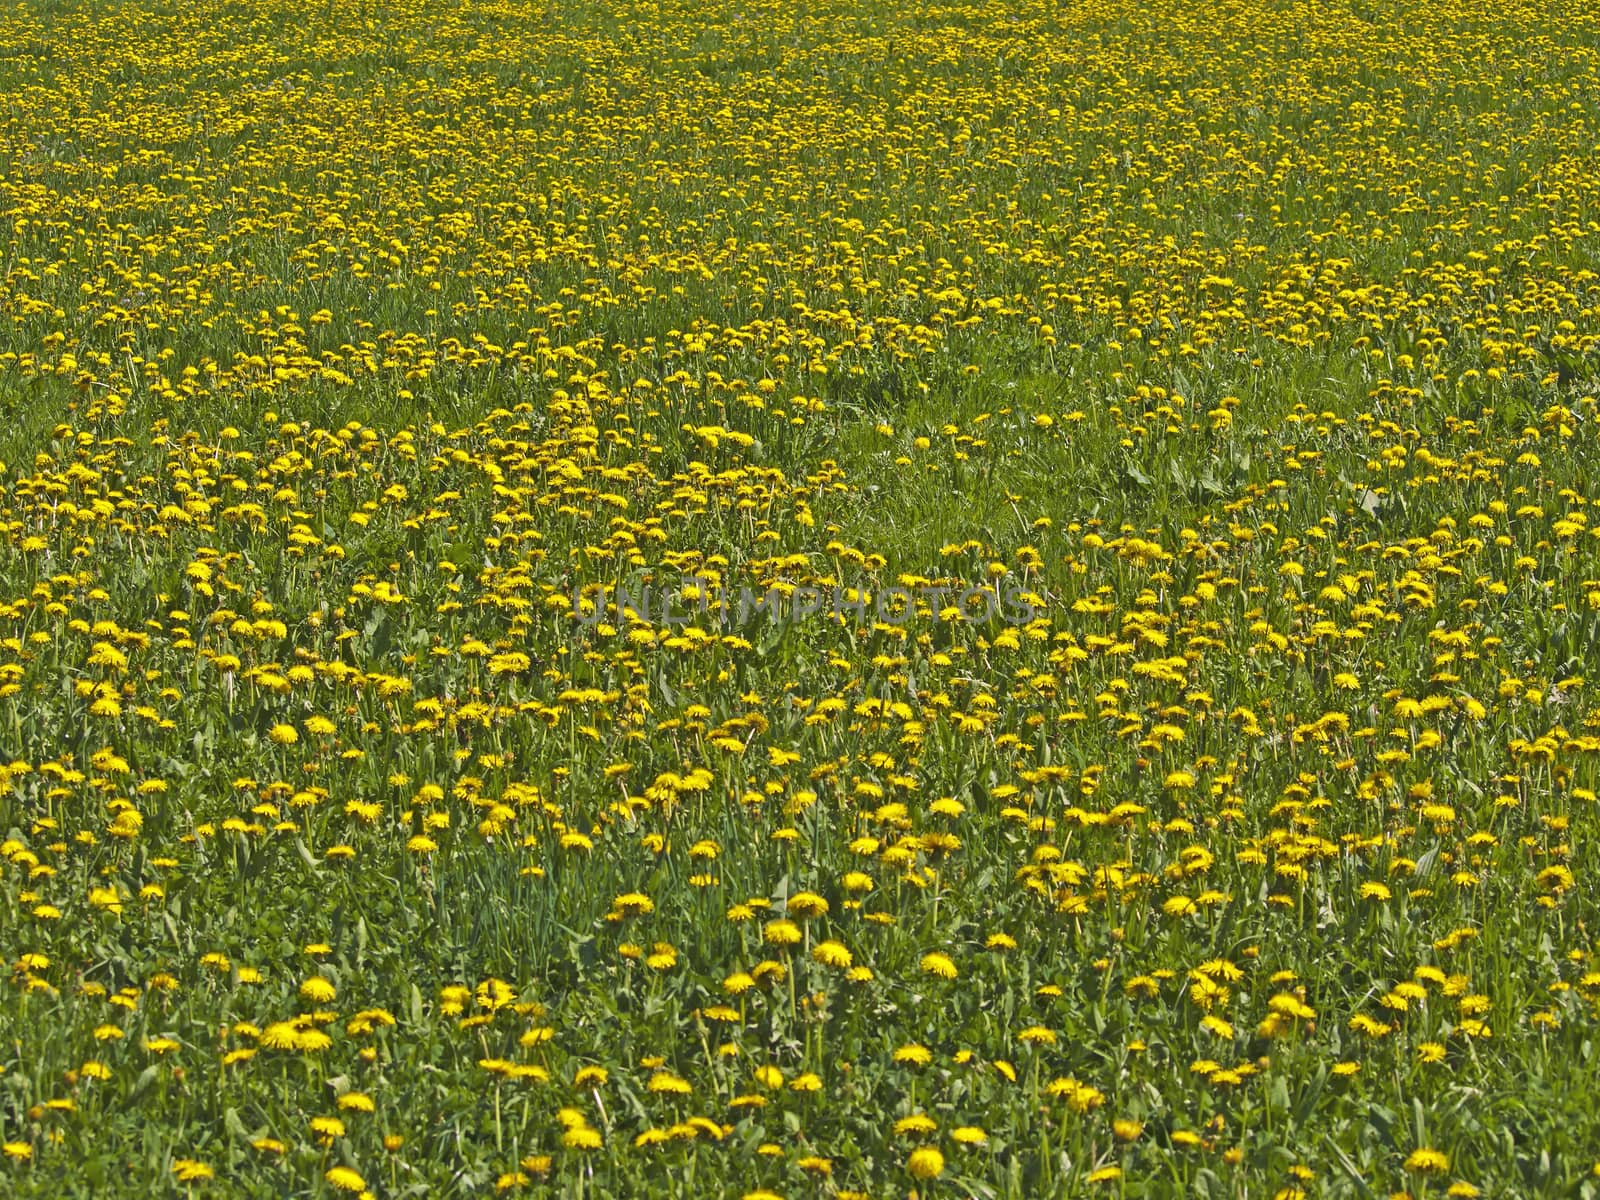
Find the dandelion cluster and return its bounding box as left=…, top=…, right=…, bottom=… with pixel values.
left=1, top=0, right=1599, bottom=1195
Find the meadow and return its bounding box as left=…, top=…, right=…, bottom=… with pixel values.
left=2, top=0, right=1600, bottom=1195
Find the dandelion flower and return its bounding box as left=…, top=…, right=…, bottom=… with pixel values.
left=1405, top=1149, right=1450, bottom=1174
left=763, top=919, right=802, bottom=947
left=907, top=1146, right=944, bottom=1179
left=812, top=940, right=853, bottom=968
left=324, top=1166, right=367, bottom=1192
left=171, top=1159, right=213, bottom=1182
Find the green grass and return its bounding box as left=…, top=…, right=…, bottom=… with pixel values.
left=2, top=0, right=1600, bottom=1196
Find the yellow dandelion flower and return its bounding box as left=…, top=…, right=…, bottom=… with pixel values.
left=1405, top=1149, right=1449, bottom=1174
left=171, top=1159, right=213, bottom=1183
left=324, top=1166, right=367, bottom=1192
